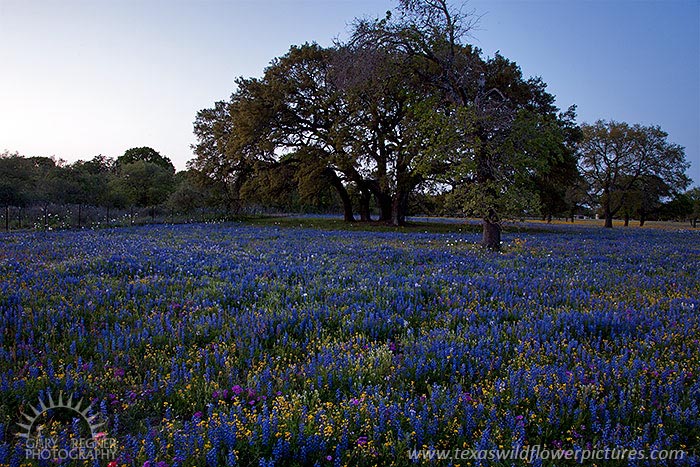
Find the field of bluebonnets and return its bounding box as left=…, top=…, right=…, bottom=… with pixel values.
left=0, top=221, right=698, bottom=466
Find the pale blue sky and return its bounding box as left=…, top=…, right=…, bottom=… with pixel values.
left=1, top=0, right=698, bottom=185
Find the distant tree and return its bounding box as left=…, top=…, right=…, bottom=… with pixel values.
left=81, top=155, right=120, bottom=221
left=25, top=157, right=63, bottom=229
left=0, top=152, right=30, bottom=230
left=658, top=187, right=700, bottom=227
left=686, top=187, right=700, bottom=228
left=166, top=171, right=206, bottom=218
left=63, top=157, right=115, bottom=228
left=0, top=153, right=120, bottom=229
left=617, top=174, right=672, bottom=227
left=118, top=147, right=175, bottom=173
left=529, top=107, right=582, bottom=222
left=56, top=165, right=85, bottom=227
left=111, top=161, right=175, bottom=221
left=658, top=191, right=691, bottom=223
left=578, top=120, right=690, bottom=228
left=0, top=183, right=23, bottom=231
left=564, top=178, right=590, bottom=222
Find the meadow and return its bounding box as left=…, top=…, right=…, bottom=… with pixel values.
left=0, top=222, right=698, bottom=466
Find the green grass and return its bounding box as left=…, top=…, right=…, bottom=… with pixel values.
left=241, top=215, right=473, bottom=233
left=238, top=215, right=573, bottom=235
left=239, top=214, right=697, bottom=236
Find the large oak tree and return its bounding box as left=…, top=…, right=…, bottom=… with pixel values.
left=191, top=0, right=579, bottom=248
left=350, top=0, right=577, bottom=248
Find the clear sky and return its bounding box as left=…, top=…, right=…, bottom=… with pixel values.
left=1, top=0, right=698, bottom=185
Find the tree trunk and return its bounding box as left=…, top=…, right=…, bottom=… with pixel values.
left=341, top=198, right=354, bottom=222
left=602, top=192, right=614, bottom=228
left=391, top=189, right=410, bottom=226
left=603, top=200, right=615, bottom=228
left=390, top=202, right=402, bottom=226
left=639, top=211, right=646, bottom=227
left=692, top=217, right=698, bottom=228
left=482, top=208, right=501, bottom=251
left=359, top=189, right=371, bottom=222
left=604, top=213, right=613, bottom=228
left=623, top=213, right=629, bottom=227
left=377, top=193, right=392, bottom=222
left=391, top=201, right=402, bottom=226
left=546, top=213, right=552, bottom=223
left=325, top=169, right=354, bottom=222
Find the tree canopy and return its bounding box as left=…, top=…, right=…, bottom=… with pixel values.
left=578, top=120, right=690, bottom=228
left=118, top=147, right=175, bottom=173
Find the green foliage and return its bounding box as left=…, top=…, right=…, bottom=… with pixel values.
left=189, top=101, right=247, bottom=213
left=689, top=187, right=700, bottom=218
left=111, top=161, right=175, bottom=208
left=579, top=120, right=691, bottom=226
left=0, top=152, right=31, bottom=208
left=449, top=179, right=540, bottom=220
left=664, top=187, right=700, bottom=225
left=118, top=147, right=175, bottom=173
left=190, top=26, right=577, bottom=233
left=0, top=151, right=212, bottom=228
left=166, top=171, right=206, bottom=215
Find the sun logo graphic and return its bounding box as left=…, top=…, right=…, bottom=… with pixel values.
left=17, top=390, right=118, bottom=462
